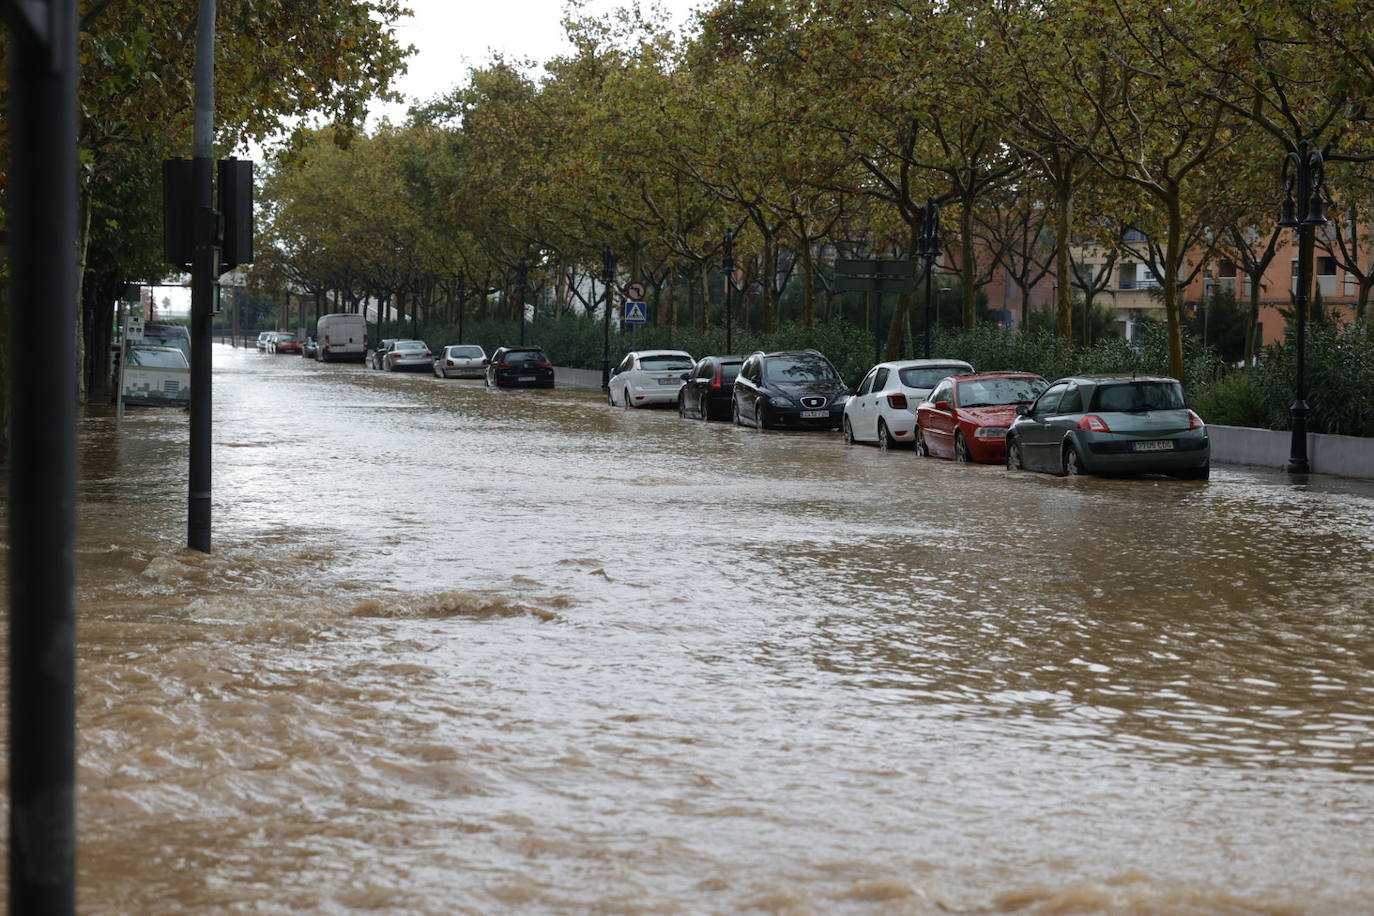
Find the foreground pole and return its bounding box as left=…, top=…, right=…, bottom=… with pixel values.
left=4, top=0, right=80, bottom=910
left=188, top=0, right=217, bottom=552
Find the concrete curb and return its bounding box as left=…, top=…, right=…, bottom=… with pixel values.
left=1209, top=425, right=1374, bottom=479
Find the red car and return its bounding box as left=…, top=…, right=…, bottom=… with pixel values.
left=915, top=372, right=1048, bottom=463
left=270, top=332, right=302, bottom=355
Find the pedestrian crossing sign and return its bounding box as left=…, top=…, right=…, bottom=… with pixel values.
left=623, top=301, right=647, bottom=323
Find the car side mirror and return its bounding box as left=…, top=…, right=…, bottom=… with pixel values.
left=681, top=371, right=691, bottom=380
left=934, top=400, right=951, bottom=412
left=1015, top=405, right=1029, bottom=416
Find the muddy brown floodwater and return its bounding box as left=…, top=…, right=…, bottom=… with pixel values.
left=3, top=343, right=1374, bottom=914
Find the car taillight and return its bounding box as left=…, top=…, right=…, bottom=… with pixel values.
left=324, top=335, right=331, bottom=343
left=710, top=368, right=722, bottom=390
left=886, top=392, right=908, bottom=410
left=1078, top=415, right=1111, bottom=432
left=445, top=360, right=455, bottom=366
left=498, top=362, right=513, bottom=369
left=538, top=361, right=552, bottom=368
left=363, top=334, right=368, bottom=345
left=482, top=359, right=489, bottom=366
left=1187, top=409, right=1205, bottom=429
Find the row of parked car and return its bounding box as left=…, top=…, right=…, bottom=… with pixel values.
left=607, top=347, right=1211, bottom=480
left=255, top=322, right=1210, bottom=480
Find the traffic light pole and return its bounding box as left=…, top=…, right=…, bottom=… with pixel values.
left=188, top=0, right=217, bottom=553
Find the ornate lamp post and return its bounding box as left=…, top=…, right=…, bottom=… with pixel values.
left=917, top=198, right=942, bottom=359
left=1277, top=141, right=1327, bottom=474
left=722, top=229, right=735, bottom=353
left=601, top=246, right=615, bottom=390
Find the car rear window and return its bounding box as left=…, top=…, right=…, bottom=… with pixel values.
left=764, top=355, right=838, bottom=383
left=720, top=362, right=741, bottom=381
left=451, top=346, right=483, bottom=357
left=899, top=366, right=972, bottom=389
left=505, top=350, right=547, bottom=364
left=276, top=333, right=296, bottom=342
left=958, top=377, right=1046, bottom=407
left=640, top=355, right=693, bottom=371
left=395, top=340, right=426, bottom=349
left=1091, top=381, right=1185, bottom=412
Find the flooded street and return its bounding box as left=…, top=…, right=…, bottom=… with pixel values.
left=11, top=342, right=1374, bottom=913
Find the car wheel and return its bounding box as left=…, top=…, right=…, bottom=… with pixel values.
left=1172, top=463, right=1210, bottom=481
left=842, top=416, right=855, bottom=446
left=878, top=420, right=896, bottom=451
left=732, top=398, right=742, bottom=426
left=954, top=432, right=970, bottom=463
left=700, top=394, right=710, bottom=420
left=755, top=402, right=768, bottom=430
left=678, top=394, right=687, bottom=418
left=1062, top=443, right=1084, bottom=477
left=623, top=390, right=634, bottom=409
left=915, top=428, right=929, bottom=457
left=1006, top=437, right=1024, bottom=471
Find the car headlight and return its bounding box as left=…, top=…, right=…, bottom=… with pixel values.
left=770, top=395, right=794, bottom=407
left=974, top=427, right=1008, bottom=438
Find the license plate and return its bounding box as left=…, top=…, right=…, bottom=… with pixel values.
left=518, top=376, right=535, bottom=382
left=800, top=409, right=828, bottom=418
left=1132, top=439, right=1175, bottom=452
left=657, top=378, right=679, bottom=385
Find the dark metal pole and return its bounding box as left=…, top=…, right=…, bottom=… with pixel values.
left=188, top=0, right=217, bottom=553
left=1279, top=141, right=1324, bottom=475
left=723, top=230, right=734, bottom=353
left=518, top=260, right=527, bottom=346
left=6, top=0, right=79, bottom=910
left=601, top=247, right=614, bottom=389
left=456, top=274, right=466, bottom=345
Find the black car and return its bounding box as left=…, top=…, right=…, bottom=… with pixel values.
left=486, top=346, right=555, bottom=388
left=731, top=349, right=851, bottom=430
left=679, top=354, right=743, bottom=421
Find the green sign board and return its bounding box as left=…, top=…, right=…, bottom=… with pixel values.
left=834, top=258, right=916, bottom=294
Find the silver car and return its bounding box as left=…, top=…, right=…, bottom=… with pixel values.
left=382, top=339, right=433, bottom=371
left=434, top=344, right=488, bottom=379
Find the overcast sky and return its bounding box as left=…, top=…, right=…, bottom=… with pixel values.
left=370, top=0, right=707, bottom=124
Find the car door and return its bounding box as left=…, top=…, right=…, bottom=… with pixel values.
left=924, top=380, right=956, bottom=457
left=611, top=354, right=634, bottom=404
left=866, top=367, right=893, bottom=440
left=689, top=359, right=713, bottom=416
left=1017, top=383, right=1067, bottom=471
left=848, top=368, right=878, bottom=441
left=734, top=357, right=760, bottom=423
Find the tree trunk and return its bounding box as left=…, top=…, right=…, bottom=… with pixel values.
left=960, top=199, right=976, bottom=330
left=1164, top=193, right=1185, bottom=382
left=1055, top=182, right=1073, bottom=340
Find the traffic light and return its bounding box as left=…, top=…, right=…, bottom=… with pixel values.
left=218, top=157, right=253, bottom=272
left=162, top=158, right=193, bottom=270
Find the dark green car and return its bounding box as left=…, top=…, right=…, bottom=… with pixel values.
left=1005, top=375, right=1210, bottom=480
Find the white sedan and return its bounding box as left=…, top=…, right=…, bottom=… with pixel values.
left=608, top=349, right=695, bottom=408
left=382, top=339, right=433, bottom=371
left=842, top=358, right=974, bottom=448
left=434, top=344, right=488, bottom=379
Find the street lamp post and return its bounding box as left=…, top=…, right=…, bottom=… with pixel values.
left=722, top=230, right=735, bottom=353
left=1277, top=140, right=1327, bottom=474
left=917, top=199, right=941, bottom=359
left=517, top=259, right=528, bottom=346
left=456, top=273, right=466, bottom=344
left=601, top=246, right=615, bottom=390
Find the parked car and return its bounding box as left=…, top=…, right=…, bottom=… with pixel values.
left=142, top=321, right=192, bottom=365
left=256, top=331, right=273, bottom=351
left=270, top=332, right=302, bottom=355
left=486, top=346, right=555, bottom=388
left=1005, top=375, right=1210, bottom=479
left=381, top=339, right=433, bottom=371
left=608, top=349, right=695, bottom=408
left=731, top=349, right=851, bottom=430
left=316, top=312, right=368, bottom=362
left=915, top=372, right=1048, bottom=462
left=122, top=344, right=190, bottom=406
left=302, top=336, right=319, bottom=359
left=843, top=358, right=975, bottom=449
left=366, top=338, right=398, bottom=369
left=678, top=355, right=743, bottom=420
left=434, top=344, right=488, bottom=379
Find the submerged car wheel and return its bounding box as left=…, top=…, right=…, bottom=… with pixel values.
left=915, top=428, right=929, bottom=457
left=1063, top=443, right=1084, bottom=476
left=878, top=420, right=895, bottom=451
left=755, top=402, right=768, bottom=430
left=1173, top=463, right=1211, bottom=481
left=954, top=432, right=970, bottom=463
left=842, top=416, right=855, bottom=446
left=678, top=394, right=687, bottom=418
left=732, top=398, right=742, bottom=426
left=700, top=394, right=711, bottom=421
left=1006, top=438, right=1023, bottom=471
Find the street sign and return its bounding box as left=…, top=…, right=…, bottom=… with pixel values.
left=126, top=316, right=145, bottom=341
left=834, top=258, right=916, bottom=294
left=623, top=301, right=647, bottom=323
left=624, top=280, right=646, bottom=301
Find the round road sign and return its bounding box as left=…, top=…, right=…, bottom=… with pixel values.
left=623, top=280, right=646, bottom=301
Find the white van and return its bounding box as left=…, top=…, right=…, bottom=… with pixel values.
left=315, top=313, right=367, bottom=362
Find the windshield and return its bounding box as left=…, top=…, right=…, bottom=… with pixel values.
left=958, top=377, right=1047, bottom=407
left=763, top=355, right=839, bottom=384
left=127, top=347, right=188, bottom=369
left=1092, top=381, right=1186, bottom=412
left=640, top=355, right=693, bottom=371
left=899, top=366, right=972, bottom=389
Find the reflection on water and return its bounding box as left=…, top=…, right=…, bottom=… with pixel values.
left=5, top=344, right=1373, bottom=913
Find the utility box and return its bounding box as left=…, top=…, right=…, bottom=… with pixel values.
left=218, top=157, right=253, bottom=272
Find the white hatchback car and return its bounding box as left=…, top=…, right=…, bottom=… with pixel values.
left=843, top=358, right=974, bottom=448
left=434, top=344, right=488, bottom=379
left=608, top=349, right=695, bottom=408
left=382, top=339, right=433, bottom=371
